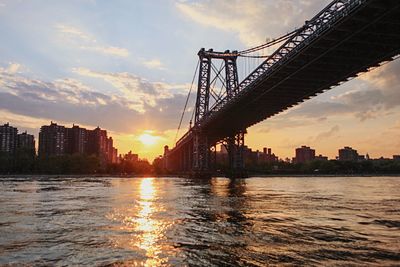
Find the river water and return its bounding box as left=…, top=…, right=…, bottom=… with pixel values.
left=0, top=176, right=399, bottom=266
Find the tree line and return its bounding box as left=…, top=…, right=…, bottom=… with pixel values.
left=1, top=153, right=399, bottom=175
left=0, top=152, right=152, bottom=175
left=244, top=159, right=400, bottom=175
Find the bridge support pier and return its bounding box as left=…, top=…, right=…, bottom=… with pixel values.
left=226, top=130, right=247, bottom=178
left=192, top=130, right=212, bottom=178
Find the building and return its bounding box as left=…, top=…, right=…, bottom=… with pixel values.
left=294, top=146, right=315, bottom=163
left=338, top=146, right=359, bottom=161
left=124, top=151, right=139, bottom=163
left=106, top=137, right=118, bottom=163
left=38, top=122, right=118, bottom=163
left=88, top=126, right=108, bottom=157
left=111, top=147, right=118, bottom=163
left=394, top=155, right=400, bottom=161
left=39, top=122, right=66, bottom=157
left=66, top=125, right=88, bottom=154
left=215, top=145, right=278, bottom=167
left=258, top=147, right=279, bottom=163
left=17, top=131, right=35, bottom=155
left=315, top=154, right=328, bottom=161
left=0, top=123, right=18, bottom=155
left=163, top=145, right=169, bottom=169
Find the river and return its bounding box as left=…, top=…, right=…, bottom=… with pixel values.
left=0, top=176, right=399, bottom=266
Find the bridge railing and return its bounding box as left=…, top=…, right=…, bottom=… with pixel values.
left=200, top=0, right=367, bottom=126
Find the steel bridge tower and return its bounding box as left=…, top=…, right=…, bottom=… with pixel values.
left=193, top=48, right=247, bottom=178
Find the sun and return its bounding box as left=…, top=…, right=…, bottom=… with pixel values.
left=138, top=133, right=158, bottom=146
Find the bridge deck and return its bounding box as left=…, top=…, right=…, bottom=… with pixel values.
left=200, top=0, right=400, bottom=144
left=172, top=0, right=400, bottom=152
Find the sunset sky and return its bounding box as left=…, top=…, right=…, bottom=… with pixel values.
left=0, top=0, right=399, bottom=160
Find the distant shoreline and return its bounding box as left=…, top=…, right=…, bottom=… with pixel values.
left=1, top=173, right=399, bottom=179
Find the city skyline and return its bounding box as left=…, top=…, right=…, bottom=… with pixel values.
left=2, top=121, right=398, bottom=163
left=0, top=0, right=399, bottom=160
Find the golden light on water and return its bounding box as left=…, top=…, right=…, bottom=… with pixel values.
left=137, top=178, right=158, bottom=247
left=135, top=178, right=163, bottom=266
left=107, top=178, right=175, bottom=266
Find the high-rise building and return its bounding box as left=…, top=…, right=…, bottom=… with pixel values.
left=38, top=122, right=118, bottom=163
left=17, top=131, right=35, bottom=155
left=124, top=151, right=139, bottom=162
left=106, top=137, right=115, bottom=162
left=258, top=147, right=278, bottom=163
left=294, top=146, right=315, bottom=163
left=88, top=127, right=108, bottom=157
left=111, top=147, right=118, bottom=163
left=66, top=125, right=88, bottom=154
left=338, top=146, right=359, bottom=161
left=0, top=123, right=18, bottom=155
left=39, top=122, right=66, bottom=157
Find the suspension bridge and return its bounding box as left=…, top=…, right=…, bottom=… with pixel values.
left=164, top=0, right=400, bottom=178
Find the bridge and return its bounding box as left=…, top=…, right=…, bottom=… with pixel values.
left=164, top=0, right=400, bottom=178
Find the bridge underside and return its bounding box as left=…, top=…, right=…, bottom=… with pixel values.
left=203, top=0, right=400, bottom=144
left=166, top=0, right=400, bottom=178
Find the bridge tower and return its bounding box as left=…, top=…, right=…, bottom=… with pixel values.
left=224, top=53, right=247, bottom=178
left=193, top=48, right=246, bottom=177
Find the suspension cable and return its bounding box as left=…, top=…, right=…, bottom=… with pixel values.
left=239, top=54, right=270, bottom=58
left=179, top=27, right=303, bottom=138
left=174, top=59, right=199, bottom=144
left=238, top=27, right=303, bottom=55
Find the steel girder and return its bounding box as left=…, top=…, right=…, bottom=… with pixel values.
left=192, top=49, right=241, bottom=174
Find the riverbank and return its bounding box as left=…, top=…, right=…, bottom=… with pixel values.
left=1, top=173, right=400, bottom=179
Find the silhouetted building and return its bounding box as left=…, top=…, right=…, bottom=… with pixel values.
left=88, top=126, right=108, bottom=157
left=315, top=154, right=328, bottom=161
left=393, top=155, right=400, bottom=161
left=111, top=147, right=118, bottom=163
left=163, top=145, right=169, bottom=169
left=258, top=147, right=278, bottom=163
left=39, top=122, right=67, bottom=157
left=39, top=122, right=118, bottom=163
left=294, top=146, right=315, bottom=163
left=0, top=123, right=18, bottom=155
left=105, top=137, right=118, bottom=163
left=17, top=131, right=35, bottom=155
left=66, top=125, right=88, bottom=154
left=124, top=151, right=139, bottom=163
left=338, top=146, right=359, bottom=161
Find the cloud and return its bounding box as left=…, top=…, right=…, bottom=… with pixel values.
left=391, top=120, right=400, bottom=130
left=314, top=125, right=339, bottom=142
left=79, top=45, right=130, bottom=57
left=0, top=62, right=187, bottom=134
left=335, top=61, right=400, bottom=111
left=176, top=0, right=400, bottom=127
left=7, top=63, right=22, bottom=74
left=56, top=24, right=92, bottom=41
left=72, top=67, right=183, bottom=112
left=55, top=24, right=130, bottom=57
left=0, top=109, right=52, bottom=131
left=176, top=0, right=331, bottom=46
left=274, top=59, right=400, bottom=124
left=142, top=59, right=165, bottom=70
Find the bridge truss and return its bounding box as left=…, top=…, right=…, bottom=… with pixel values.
left=165, top=0, right=400, bottom=178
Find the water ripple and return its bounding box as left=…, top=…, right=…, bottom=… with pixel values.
left=0, top=176, right=399, bottom=266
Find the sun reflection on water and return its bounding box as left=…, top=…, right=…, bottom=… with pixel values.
left=136, top=178, right=160, bottom=261
left=107, top=178, right=174, bottom=266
